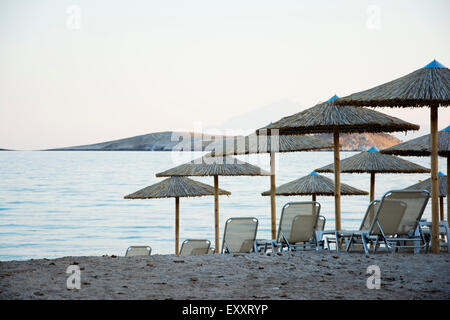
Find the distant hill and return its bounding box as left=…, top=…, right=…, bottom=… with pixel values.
left=314, top=133, right=402, bottom=151
left=48, top=130, right=402, bottom=152
left=47, top=131, right=236, bottom=151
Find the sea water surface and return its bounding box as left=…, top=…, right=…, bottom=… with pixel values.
left=0, top=151, right=446, bottom=261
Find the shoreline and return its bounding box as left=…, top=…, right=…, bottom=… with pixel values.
left=1, top=251, right=449, bottom=300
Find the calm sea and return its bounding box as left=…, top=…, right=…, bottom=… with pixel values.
left=0, top=151, right=446, bottom=261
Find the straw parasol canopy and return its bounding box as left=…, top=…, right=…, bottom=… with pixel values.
left=315, top=146, right=430, bottom=202
left=336, top=59, right=450, bottom=253
left=125, top=176, right=231, bottom=199
left=404, top=172, right=447, bottom=222
left=261, top=172, right=368, bottom=200
left=258, top=95, right=419, bottom=135
left=257, top=95, right=419, bottom=230
left=156, top=155, right=270, bottom=252
left=209, top=133, right=332, bottom=155
left=404, top=172, right=447, bottom=197
left=381, top=125, right=450, bottom=157
left=124, top=176, right=230, bottom=254
left=209, top=133, right=332, bottom=239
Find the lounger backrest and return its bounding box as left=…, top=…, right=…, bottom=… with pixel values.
left=179, top=239, right=211, bottom=255
left=359, top=200, right=380, bottom=231
left=371, top=190, right=430, bottom=236
left=125, top=246, right=151, bottom=257
left=372, top=199, right=407, bottom=235
left=277, top=202, right=320, bottom=244
left=222, top=217, right=258, bottom=253
left=317, top=215, right=326, bottom=231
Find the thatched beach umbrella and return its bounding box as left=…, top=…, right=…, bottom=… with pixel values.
left=382, top=125, right=449, bottom=158
left=156, top=155, right=270, bottom=252
left=261, top=171, right=368, bottom=200
left=382, top=125, right=449, bottom=224
left=210, top=133, right=332, bottom=239
left=257, top=95, right=419, bottom=230
left=336, top=60, right=450, bottom=253
left=315, top=146, right=430, bottom=202
left=124, top=176, right=230, bottom=254
left=404, top=172, right=447, bottom=222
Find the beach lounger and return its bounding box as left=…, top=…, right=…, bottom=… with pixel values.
left=221, top=217, right=258, bottom=254
left=260, top=201, right=321, bottom=252
left=125, top=245, right=152, bottom=257
left=321, top=200, right=380, bottom=252
left=420, top=220, right=450, bottom=253
left=179, top=239, right=211, bottom=255
left=347, top=190, right=430, bottom=254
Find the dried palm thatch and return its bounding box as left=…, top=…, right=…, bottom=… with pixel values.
left=315, top=147, right=430, bottom=174
left=156, top=155, right=270, bottom=177
left=335, top=60, right=450, bottom=108
left=404, top=172, right=447, bottom=197
left=209, top=133, right=332, bottom=156
left=381, top=125, right=450, bottom=157
left=257, top=97, right=419, bottom=135
left=124, top=176, right=231, bottom=199
left=261, top=172, right=368, bottom=197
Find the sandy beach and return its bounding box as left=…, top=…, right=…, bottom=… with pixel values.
left=1, top=251, right=449, bottom=300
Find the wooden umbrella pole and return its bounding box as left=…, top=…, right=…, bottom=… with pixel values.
left=369, top=172, right=375, bottom=203
left=270, top=151, right=276, bottom=239
left=333, top=128, right=341, bottom=231
left=312, top=194, right=316, bottom=202
left=430, top=105, right=439, bottom=253
left=447, top=157, right=449, bottom=227
left=214, top=175, right=219, bottom=253
left=175, top=197, right=180, bottom=255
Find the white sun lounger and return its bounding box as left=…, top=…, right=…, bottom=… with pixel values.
left=125, top=245, right=152, bottom=257
left=347, top=190, right=430, bottom=254
left=255, top=202, right=321, bottom=253
left=319, top=200, right=380, bottom=252
left=179, top=239, right=211, bottom=255
left=221, top=217, right=258, bottom=254
left=419, top=220, right=450, bottom=253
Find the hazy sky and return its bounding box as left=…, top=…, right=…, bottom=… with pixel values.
left=1, top=0, right=449, bottom=150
